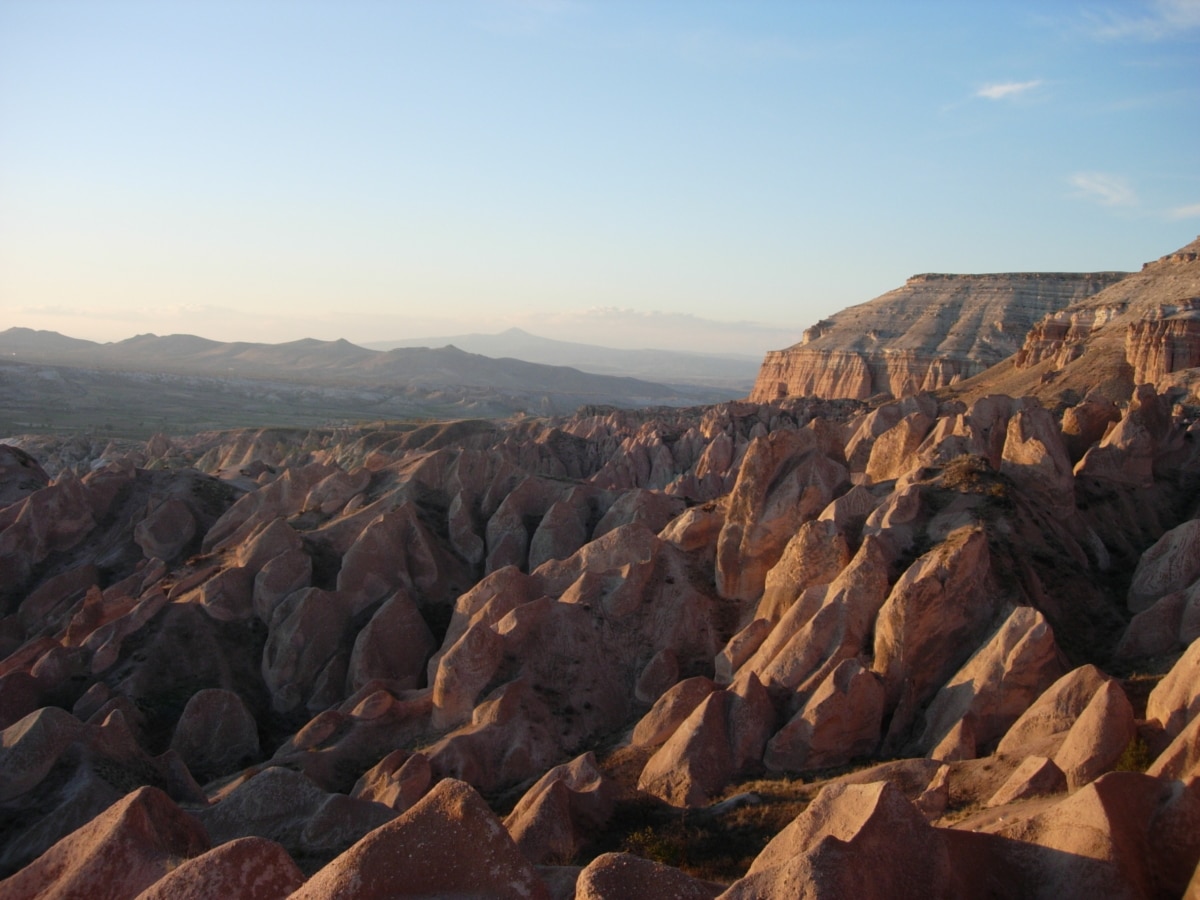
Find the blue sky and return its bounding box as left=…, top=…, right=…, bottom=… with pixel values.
left=1, top=1, right=1198, bottom=355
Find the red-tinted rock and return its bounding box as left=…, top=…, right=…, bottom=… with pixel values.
left=1147, top=637, right=1200, bottom=741
left=504, top=752, right=618, bottom=865
left=291, top=778, right=550, bottom=900
left=575, top=852, right=722, bottom=900
left=169, top=688, right=260, bottom=781
left=346, top=589, right=435, bottom=693
left=0, top=786, right=209, bottom=900
left=132, top=836, right=303, bottom=900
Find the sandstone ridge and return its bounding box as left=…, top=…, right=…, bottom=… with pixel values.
left=751, top=271, right=1127, bottom=402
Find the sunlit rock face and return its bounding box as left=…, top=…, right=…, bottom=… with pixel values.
left=751, top=271, right=1126, bottom=402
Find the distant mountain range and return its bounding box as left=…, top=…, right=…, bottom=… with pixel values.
left=363, top=327, right=762, bottom=390
left=0, top=328, right=746, bottom=436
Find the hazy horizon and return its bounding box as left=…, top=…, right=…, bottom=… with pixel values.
left=2, top=1, right=1198, bottom=356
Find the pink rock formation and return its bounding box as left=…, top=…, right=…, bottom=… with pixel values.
left=0, top=444, right=50, bottom=509
left=637, top=675, right=773, bottom=808
left=1147, top=636, right=1200, bottom=741
left=764, top=657, right=885, bottom=771
left=351, top=749, right=432, bottom=811
left=995, top=664, right=1112, bottom=759
left=630, top=676, right=718, bottom=748
left=0, top=786, right=209, bottom=900
left=723, top=780, right=953, bottom=899
left=716, top=427, right=848, bottom=602
left=504, top=752, right=617, bottom=864
left=918, top=606, right=1066, bottom=757
left=752, top=271, right=1124, bottom=402
left=873, top=527, right=1005, bottom=747
left=755, top=518, right=851, bottom=622
left=291, top=778, right=551, bottom=900
left=575, top=852, right=722, bottom=900
left=346, top=589, right=436, bottom=693
left=132, top=836, right=304, bottom=900
left=1128, top=518, right=1200, bottom=613
left=169, top=688, right=260, bottom=781
left=132, top=496, right=196, bottom=561
left=1051, top=679, right=1136, bottom=790
left=985, top=755, right=1066, bottom=806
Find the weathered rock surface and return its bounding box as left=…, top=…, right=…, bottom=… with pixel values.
left=132, top=836, right=305, bottom=900
left=918, top=606, right=1066, bottom=757
left=722, top=780, right=953, bottom=899
left=0, top=786, right=209, bottom=900
left=575, top=852, right=722, bottom=900
left=751, top=272, right=1126, bottom=402
left=504, top=752, right=618, bottom=865
left=169, top=688, right=260, bottom=781
left=291, top=778, right=550, bottom=900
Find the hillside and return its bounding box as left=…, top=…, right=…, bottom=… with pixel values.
left=951, top=236, right=1200, bottom=405
left=750, top=271, right=1128, bottom=402
left=365, top=327, right=764, bottom=391
left=0, top=330, right=741, bottom=436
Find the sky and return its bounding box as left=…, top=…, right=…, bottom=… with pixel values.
left=1, top=1, right=1198, bottom=356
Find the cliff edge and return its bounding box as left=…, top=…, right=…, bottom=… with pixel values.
left=750, top=271, right=1128, bottom=402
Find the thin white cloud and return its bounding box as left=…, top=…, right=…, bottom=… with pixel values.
left=1069, top=172, right=1138, bottom=206
left=976, top=79, right=1043, bottom=100
left=1168, top=202, right=1200, bottom=219
left=1083, top=0, right=1200, bottom=40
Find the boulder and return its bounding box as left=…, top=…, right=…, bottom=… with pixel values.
left=169, top=689, right=260, bottom=782
left=346, top=590, right=436, bottom=693
left=985, top=756, right=1067, bottom=807
left=575, top=852, right=722, bottom=900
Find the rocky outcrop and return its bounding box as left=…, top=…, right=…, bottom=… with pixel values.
left=964, top=236, right=1200, bottom=405
left=291, top=779, right=550, bottom=900
left=0, top=786, right=209, bottom=900
left=751, top=272, right=1126, bottom=401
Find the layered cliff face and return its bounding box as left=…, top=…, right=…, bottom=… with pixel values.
left=957, top=236, right=1200, bottom=404
left=751, top=272, right=1127, bottom=402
